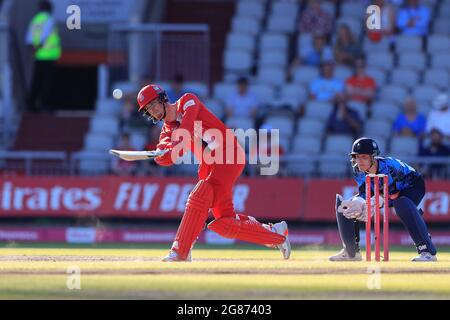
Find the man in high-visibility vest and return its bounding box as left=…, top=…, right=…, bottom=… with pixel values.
left=25, top=0, right=61, bottom=112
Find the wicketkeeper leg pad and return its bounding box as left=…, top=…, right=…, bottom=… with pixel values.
left=171, top=180, right=214, bottom=259
left=207, top=214, right=285, bottom=247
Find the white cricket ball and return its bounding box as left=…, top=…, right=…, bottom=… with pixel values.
left=113, top=89, right=123, bottom=100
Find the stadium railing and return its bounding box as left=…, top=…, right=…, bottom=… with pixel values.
left=0, top=151, right=449, bottom=179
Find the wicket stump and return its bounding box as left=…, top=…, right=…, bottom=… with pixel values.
left=365, top=174, right=389, bottom=262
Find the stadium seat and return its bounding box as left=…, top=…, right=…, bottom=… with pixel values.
left=389, top=136, right=419, bottom=157
left=321, top=1, right=336, bottom=17
left=379, top=85, right=408, bottom=105
left=423, top=69, right=449, bottom=90
left=365, top=68, right=387, bottom=86
left=184, top=81, right=208, bottom=98
left=226, top=33, right=256, bottom=52
left=395, top=35, right=422, bottom=53
left=398, top=53, right=426, bottom=71
left=231, top=16, right=260, bottom=36
left=236, top=0, right=265, bottom=20
left=84, top=133, right=115, bottom=151
left=324, top=135, right=354, bottom=154
left=271, top=0, right=299, bottom=18
left=433, top=19, right=450, bottom=34
left=390, top=69, right=419, bottom=89
left=367, top=52, right=394, bottom=71
left=371, top=102, right=401, bottom=123
left=249, top=83, right=276, bottom=105
left=260, top=32, right=289, bottom=52
left=364, top=119, right=393, bottom=140
left=204, top=98, right=224, bottom=119
left=340, top=1, right=365, bottom=18
left=291, top=136, right=321, bottom=154
left=224, top=50, right=253, bottom=73
left=264, top=115, right=295, bottom=139
left=286, top=160, right=317, bottom=177
left=213, top=82, right=236, bottom=103
left=431, top=53, right=450, bottom=70
left=95, top=99, right=123, bottom=117
left=257, top=67, right=285, bottom=86
left=267, top=15, right=296, bottom=33
left=318, top=161, right=349, bottom=177
left=111, top=81, right=139, bottom=96
left=280, top=84, right=308, bottom=106
left=413, top=85, right=440, bottom=104
left=90, top=116, right=120, bottom=136
left=292, top=66, right=319, bottom=85
left=427, top=35, right=450, bottom=54
left=363, top=37, right=390, bottom=53
left=334, top=65, right=353, bottom=81
left=304, top=101, right=333, bottom=121
left=296, top=33, right=313, bottom=54
left=226, top=116, right=255, bottom=131
left=417, top=102, right=432, bottom=116
left=437, top=3, right=450, bottom=18
left=258, top=50, right=287, bottom=68
left=296, top=118, right=326, bottom=138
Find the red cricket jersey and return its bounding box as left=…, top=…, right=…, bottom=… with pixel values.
left=154, top=93, right=246, bottom=168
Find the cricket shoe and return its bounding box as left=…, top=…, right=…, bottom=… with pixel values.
left=411, top=252, right=437, bottom=262
left=161, top=250, right=192, bottom=262
left=329, top=248, right=362, bottom=261
left=272, top=221, right=291, bottom=260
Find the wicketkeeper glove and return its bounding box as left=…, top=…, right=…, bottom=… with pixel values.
left=338, top=195, right=384, bottom=222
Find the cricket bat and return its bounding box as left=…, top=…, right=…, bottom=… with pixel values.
left=109, top=149, right=168, bottom=161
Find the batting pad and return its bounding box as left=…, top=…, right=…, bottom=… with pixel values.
left=172, top=180, right=214, bottom=260
left=207, top=216, right=285, bottom=246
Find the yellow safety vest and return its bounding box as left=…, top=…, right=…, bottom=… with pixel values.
left=30, top=12, right=61, bottom=61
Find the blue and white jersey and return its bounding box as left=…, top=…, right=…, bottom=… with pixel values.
left=354, top=157, right=421, bottom=198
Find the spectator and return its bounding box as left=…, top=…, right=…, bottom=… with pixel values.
left=111, top=133, right=138, bottom=176
left=426, top=94, right=450, bottom=139
left=396, top=0, right=430, bottom=36
left=345, top=58, right=376, bottom=105
left=166, top=73, right=188, bottom=103
left=393, top=97, right=426, bottom=138
left=25, top=0, right=61, bottom=112
left=299, top=0, right=333, bottom=36
left=366, top=0, right=396, bottom=43
left=292, top=34, right=334, bottom=69
left=309, top=61, right=344, bottom=102
left=333, top=24, right=362, bottom=66
left=418, top=129, right=450, bottom=178
left=225, top=77, right=258, bottom=119
left=326, top=93, right=362, bottom=138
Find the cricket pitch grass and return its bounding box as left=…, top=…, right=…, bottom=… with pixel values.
left=1, top=243, right=449, bottom=300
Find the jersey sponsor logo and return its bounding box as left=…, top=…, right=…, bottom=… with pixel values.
left=182, top=99, right=195, bottom=112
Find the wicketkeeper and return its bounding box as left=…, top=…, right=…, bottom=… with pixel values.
left=136, top=84, right=291, bottom=261
left=330, top=137, right=437, bottom=262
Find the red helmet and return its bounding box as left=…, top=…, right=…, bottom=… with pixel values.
left=136, top=84, right=168, bottom=111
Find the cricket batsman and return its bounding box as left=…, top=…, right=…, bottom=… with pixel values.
left=330, top=137, right=437, bottom=262
left=136, top=84, right=291, bottom=261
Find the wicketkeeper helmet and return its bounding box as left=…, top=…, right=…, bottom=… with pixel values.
left=350, top=137, right=380, bottom=157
